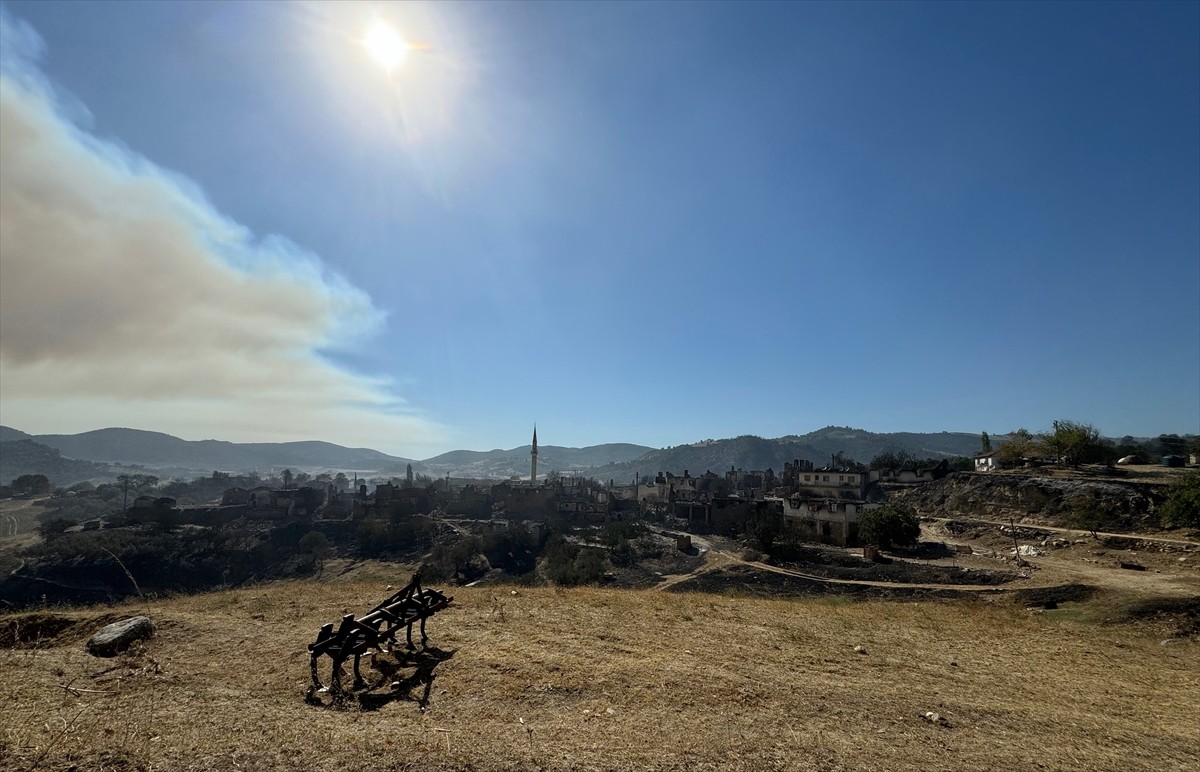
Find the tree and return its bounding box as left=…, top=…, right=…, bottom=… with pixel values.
left=996, top=428, right=1042, bottom=465
left=1041, top=420, right=1106, bottom=466
left=281, top=468, right=294, bottom=489
left=858, top=503, right=921, bottom=549
left=117, top=473, right=159, bottom=512
left=743, top=503, right=785, bottom=552
left=298, top=531, right=333, bottom=572
left=869, top=450, right=918, bottom=470
left=1160, top=472, right=1200, bottom=529
left=11, top=474, right=51, bottom=495
left=980, top=432, right=992, bottom=454
left=1158, top=434, right=1188, bottom=458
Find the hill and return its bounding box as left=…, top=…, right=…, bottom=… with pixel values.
left=0, top=426, right=651, bottom=482
left=2, top=581, right=1196, bottom=771
left=6, top=427, right=412, bottom=477
left=591, top=427, right=991, bottom=482
left=0, top=425, right=1010, bottom=486
left=0, top=439, right=118, bottom=485
left=417, top=443, right=653, bottom=479
left=0, top=426, right=32, bottom=443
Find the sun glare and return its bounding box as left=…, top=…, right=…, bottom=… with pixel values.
left=362, top=19, right=409, bottom=73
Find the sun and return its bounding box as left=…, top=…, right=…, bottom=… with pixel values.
left=362, top=19, right=409, bottom=73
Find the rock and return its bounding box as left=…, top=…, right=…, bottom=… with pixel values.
left=854, top=645, right=868, bottom=655
left=922, top=711, right=950, bottom=727
left=87, top=616, right=154, bottom=657
left=1161, top=639, right=1181, bottom=647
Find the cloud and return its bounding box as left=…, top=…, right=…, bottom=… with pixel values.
left=0, top=9, right=444, bottom=457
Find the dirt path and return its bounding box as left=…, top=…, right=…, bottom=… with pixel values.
left=653, top=531, right=1011, bottom=594
left=924, top=515, right=1200, bottom=547
left=653, top=526, right=1200, bottom=599
left=921, top=518, right=1200, bottom=598
left=0, top=496, right=50, bottom=538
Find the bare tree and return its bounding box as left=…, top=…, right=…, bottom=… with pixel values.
left=117, top=473, right=159, bottom=512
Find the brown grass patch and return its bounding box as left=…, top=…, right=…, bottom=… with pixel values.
left=2, top=580, right=1198, bottom=771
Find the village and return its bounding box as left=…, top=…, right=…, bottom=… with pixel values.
left=111, top=427, right=945, bottom=552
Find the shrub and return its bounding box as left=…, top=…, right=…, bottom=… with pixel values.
left=541, top=535, right=606, bottom=586
left=1161, top=472, right=1200, bottom=529
left=37, top=518, right=75, bottom=541
left=1066, top=496, right=1122, bottom=537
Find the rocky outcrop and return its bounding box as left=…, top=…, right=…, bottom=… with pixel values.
left=893, top=472, right=1167, bottom=530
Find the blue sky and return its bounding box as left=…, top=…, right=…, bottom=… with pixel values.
left=0, top=1, right=1196, bottom=457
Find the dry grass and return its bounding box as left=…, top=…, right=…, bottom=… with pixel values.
left=2, top=579, right=1197, bottom=771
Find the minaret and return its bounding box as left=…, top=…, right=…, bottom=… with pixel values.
left=530, top=425, right=538, bottom=484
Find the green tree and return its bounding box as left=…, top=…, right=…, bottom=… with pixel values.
left=981, top=432, right=992, bottom=453
left=11, top=474, right=51, bottom=495
left=281, top=468, right=294, bottom=490
left=1041, top=420, right=1106, bottom=466
left=869, top=450, right=918, bottom=470
left=298, top=530, right=333, bottom=573
left=859, top=503, right=921, bottom=549
left=996, top=428, right=1042, bottom=465
left=1160, top=472, right=1200, bottom=529
left=743, top=503, right=785, bottom=552
left=1157, top=434, right=1188, bottom=458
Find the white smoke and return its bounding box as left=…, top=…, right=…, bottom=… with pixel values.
left=0, top=9, right=444, bottom=455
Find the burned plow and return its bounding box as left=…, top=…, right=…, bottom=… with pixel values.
left=307, top=573, right=452, bottom=698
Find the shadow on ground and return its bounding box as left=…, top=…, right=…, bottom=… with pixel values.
left=356, top=646, right=458, bottom=711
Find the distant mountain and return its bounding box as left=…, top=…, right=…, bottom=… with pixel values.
left=417, top=443, right=653, bottom=480
left=5, top=427, right=412, bottom=477
left=0, top=439, right=117, bottom=485
left=0, top=424, right=992, bottom=486
left=589, top=427, right=993, bottom=483
left=0, top=426, right=651, bottom=483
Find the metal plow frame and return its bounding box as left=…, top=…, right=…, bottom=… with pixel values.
left=307, top=573, right=453, bottom=696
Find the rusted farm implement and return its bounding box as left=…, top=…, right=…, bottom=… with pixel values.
left=308, top=574, right=452, bottom=696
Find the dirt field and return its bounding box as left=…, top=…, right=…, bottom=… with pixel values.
left=2, top=578, right=1198, bottom=772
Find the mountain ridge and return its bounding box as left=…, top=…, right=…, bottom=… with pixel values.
left=1, top=424, right=997, bottom=485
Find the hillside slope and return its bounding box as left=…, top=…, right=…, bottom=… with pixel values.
left=0, top=439, right=116, bottom=485
left=2, top=582, right=1196, bottom=771
left=893, top=470, right=1173, bottom=530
